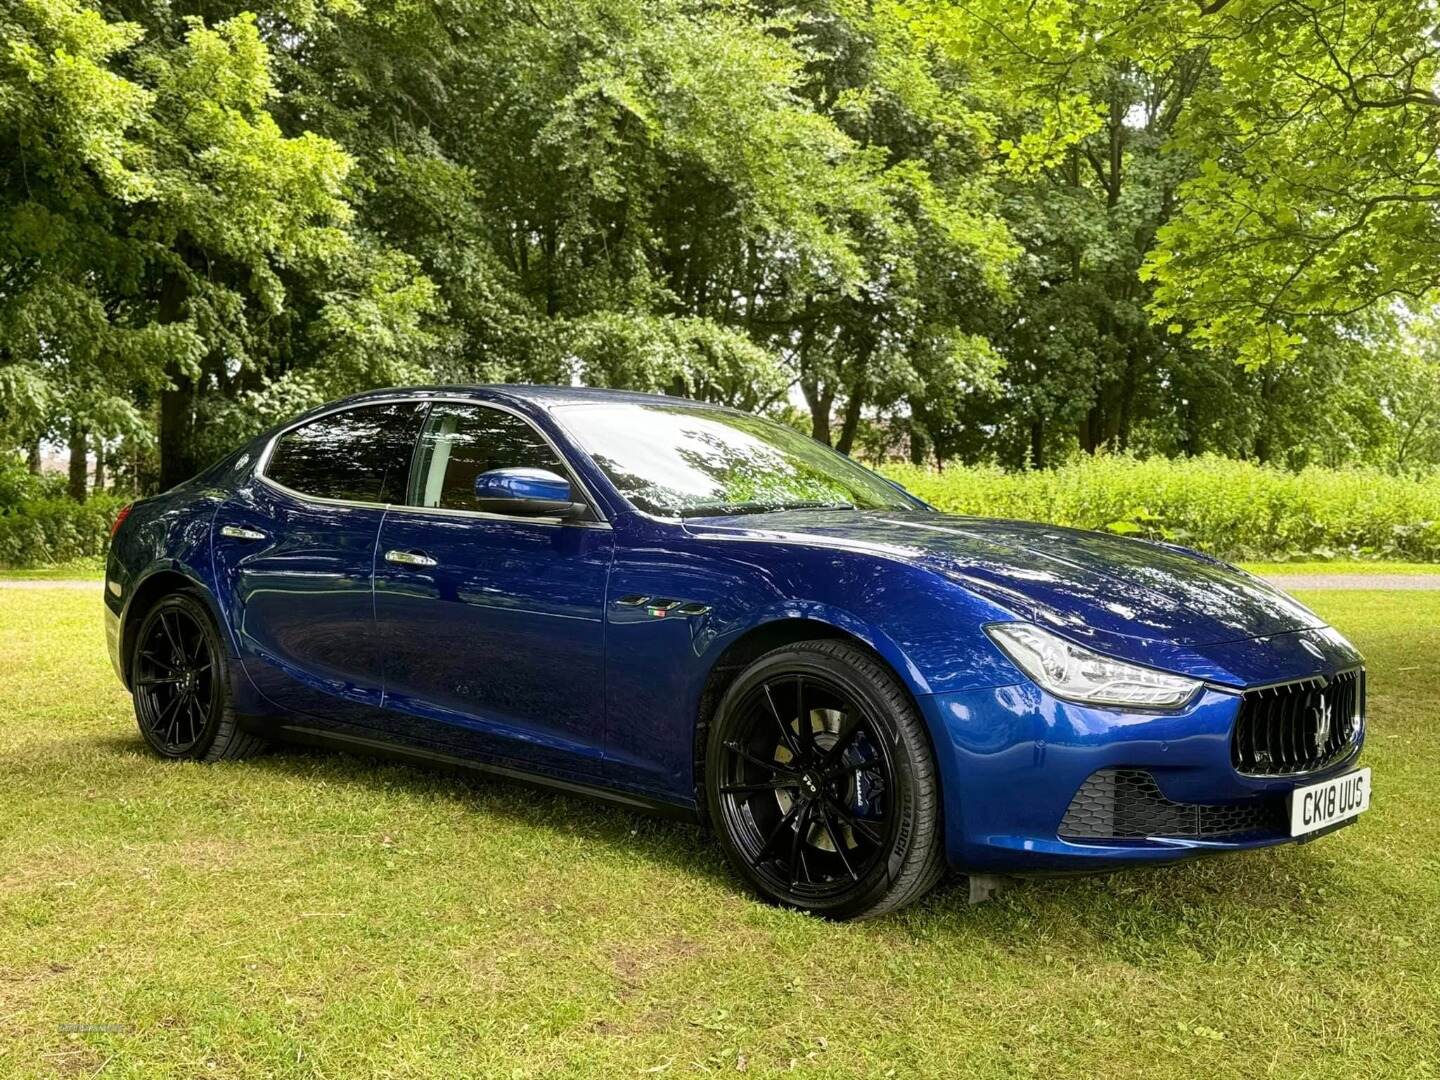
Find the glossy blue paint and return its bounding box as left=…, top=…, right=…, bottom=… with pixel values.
left=473, top=466, right=573, bottom=512
left=373, top=506, right=613, bottom=779
left=105, top=384, right=1368, bottom=872
left=212, top=482, right=388, bottom=723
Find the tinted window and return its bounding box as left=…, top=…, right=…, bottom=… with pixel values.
left=408, top=403, right=569, bottom=511
left=266, top=402, right=425, bottom=503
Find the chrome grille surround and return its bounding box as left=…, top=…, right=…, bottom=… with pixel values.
left=1231, top=668, right=1364, bottom=777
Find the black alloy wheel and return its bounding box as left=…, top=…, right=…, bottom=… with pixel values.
left=705, top=640, right=946, bottom=919
left=131, top=592, right=266, bottom=761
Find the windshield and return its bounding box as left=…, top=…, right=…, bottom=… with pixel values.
left=552, top=401, right=924, bottom=518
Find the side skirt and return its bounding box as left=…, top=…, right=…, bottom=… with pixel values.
left=255, top=719, right=701, bottom=823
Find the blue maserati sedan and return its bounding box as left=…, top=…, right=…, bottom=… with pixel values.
left=104, top=385, right=1370, bottom=918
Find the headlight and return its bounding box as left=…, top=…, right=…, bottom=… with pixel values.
left=985, top=622, right=1202, bottom=710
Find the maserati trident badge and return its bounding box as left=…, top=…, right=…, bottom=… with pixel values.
left=1308, top=695, right=1333, bottom=756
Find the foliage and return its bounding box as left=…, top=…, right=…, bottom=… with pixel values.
left=0, top=451, right=62, bottom=506
left=883, top=455, right=1440, bottom=561
left=905, top=0, right=1440, bottom=467
left=0, top=493, right=128, bottom=567
left=562, top=314, right=789, bottom=411
left=1143, top=0, right=1440, bottom=366
left=7, top=0, right=1440, bottom=508
left=0, top=0, right=438, bottom=486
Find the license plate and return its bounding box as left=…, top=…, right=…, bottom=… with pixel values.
left=1289, top=767, right=1370, bottom=837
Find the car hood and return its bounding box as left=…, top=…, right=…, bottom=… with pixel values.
left=684, top=510, right=1325, bottom=649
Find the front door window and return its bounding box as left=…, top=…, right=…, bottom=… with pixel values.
left=407, top=404, right=571, bottom=512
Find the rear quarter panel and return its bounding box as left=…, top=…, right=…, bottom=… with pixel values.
left=105, top=455, right=253, bottom=685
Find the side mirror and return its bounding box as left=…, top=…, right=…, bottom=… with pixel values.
left=473, top=467, right=583, bottom=517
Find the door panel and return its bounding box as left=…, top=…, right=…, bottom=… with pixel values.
left=214, top=486, right=386, bottom=722
left=374, top=513, right=613, bottom=774
left=372, top=401, right=613, bottom=777
left=211, top=400, right=426, bottom=723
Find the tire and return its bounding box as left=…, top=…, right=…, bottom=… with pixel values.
left=130, top=591, right=267, bottom=762
left=704, top=639, right=946, bottom=919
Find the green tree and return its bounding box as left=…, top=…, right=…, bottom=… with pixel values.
left=1, top=0, right=438, bottom=488
left=1146, top=0, right=1440, bottom=366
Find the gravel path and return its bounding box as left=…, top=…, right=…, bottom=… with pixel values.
left=4, top=574, right=1439, bottom=592
left=1259, top=574, right=1440, bottom=590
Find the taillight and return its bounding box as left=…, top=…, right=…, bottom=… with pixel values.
left=110, top=503, right=133, bottom=540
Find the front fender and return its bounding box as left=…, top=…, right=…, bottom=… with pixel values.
left=601, top=515, right=1026, bottom=802
left=706, top=598, right=935, bottom=697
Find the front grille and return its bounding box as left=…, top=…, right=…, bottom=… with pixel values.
left=1231, top=668, right=1364, bottom=777
left=1058, top=769, right=1286, bottom=841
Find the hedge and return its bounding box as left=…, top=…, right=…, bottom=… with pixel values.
left=2, top=457, right=1438, bottom=568
left=880, top=456, right=1440, bottom=562
left=0, top=496, right=129, bottom=569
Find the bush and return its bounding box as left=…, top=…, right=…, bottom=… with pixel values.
left=4, top=457, right=1438, bottom=568
left=880, top=455, right=1440, bottom=562
left=0, top=455, right=68, bottom=508
left=0, top=495, right=129, bottom=569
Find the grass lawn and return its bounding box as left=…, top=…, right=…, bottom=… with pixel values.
left=1, top=590, right=1436, bottom=1077
left=0, top=561, right=105, bottom=580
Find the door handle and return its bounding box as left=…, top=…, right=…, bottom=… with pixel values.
left=385, top=549, right=438, bottom=567
left=219, top=525, right=267, bottom=541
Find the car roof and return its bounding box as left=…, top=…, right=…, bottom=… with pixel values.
left=334, top=384, right=733, bottom=412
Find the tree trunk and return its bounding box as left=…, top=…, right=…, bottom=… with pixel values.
left=834, top=380, right=865, bottom=456
left=156, top=272, right=196, bottom=490
left=907, top=416, right=928, bottom=465
left=159, top=373, right=197, bottom=490
left=1252, top=371, right=1276, bottom=464
left=795, top=298, right=833, bottom=445
left=1078, top=404, right=1102, bottom=454
left=67, top=420, right=89, bottom=502
left=93, top=434, right=106, bottom=492
left=26, top=439, right=41, bottom=475
left=1030, top=418, right=1045, bottom=470
left=804, top=385, right=832, bottom=446
left=1117, top=353, right=1138, bottom=452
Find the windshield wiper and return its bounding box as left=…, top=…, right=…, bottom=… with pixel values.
left=778, top=501, right=857, bottom=512
left=680, top=500, right=857, bottom=518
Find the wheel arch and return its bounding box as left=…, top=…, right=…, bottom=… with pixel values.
left=691, top=615, right=938, bottom=822
left=119, top=568, right=231, bottom=688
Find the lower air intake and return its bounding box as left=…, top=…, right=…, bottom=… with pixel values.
left=1058, top=769, right=1286, bottom=841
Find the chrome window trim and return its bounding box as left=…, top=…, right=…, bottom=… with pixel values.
left=1203, top=663, right=1365, bottom=698
left=253, top=394, right=613, bottom=531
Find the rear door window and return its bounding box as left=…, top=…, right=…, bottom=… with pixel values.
left=265, top=402, right=426, bottom=504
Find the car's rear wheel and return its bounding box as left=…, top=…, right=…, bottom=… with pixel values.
left=704, top=640, right=946, bottom=919
left=131, top=592, right=266, bottom=761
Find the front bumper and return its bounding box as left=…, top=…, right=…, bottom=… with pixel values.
left=922, top=678, right=1365, bottom=873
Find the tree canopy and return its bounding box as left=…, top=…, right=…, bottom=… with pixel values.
left=2, top=0, right=1438, bottom=494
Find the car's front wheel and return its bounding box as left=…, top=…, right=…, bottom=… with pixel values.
left=130, top=592, right=267, bottom=762
left=704, top=639, right=946, bottom=919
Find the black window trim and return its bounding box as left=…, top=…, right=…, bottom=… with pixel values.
left=254, top=395, right=611, bottom=530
